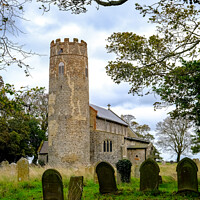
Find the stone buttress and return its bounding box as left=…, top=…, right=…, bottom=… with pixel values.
left=48, top=38, right=90, bottom=167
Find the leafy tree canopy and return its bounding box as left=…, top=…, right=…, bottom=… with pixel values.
left=0, top=77, right=47, bottom=163
left=106, top=1, right=200, bottom=132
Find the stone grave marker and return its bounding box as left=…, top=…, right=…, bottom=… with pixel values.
left=42, top=169, right=64, bottom=200
left=1, top=160, right=9, bottom=167
left=134, top=164, right=140, bottom=178
left=96, top=161, right=118, bottom=194
left=17, top=158, right=29, bottom=182
left=68, top=176, right=83, bottom=200
left=140, top=158, right=160, bottom=191
left=176, top=157, right=198, bottom=193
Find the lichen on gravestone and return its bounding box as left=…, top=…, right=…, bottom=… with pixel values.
left=139, top=158, right=160, bottom=191
left=96, top=161, right=118, bottom=194
left=42, top=169, right=64, bottom=200
left=17, top=158, right=29, bottom=182
left=176, top=157, right=199, bottom=194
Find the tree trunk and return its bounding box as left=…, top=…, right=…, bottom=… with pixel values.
left=177, top=153, right=181, bottom=162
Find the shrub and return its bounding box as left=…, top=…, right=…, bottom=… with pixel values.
left=116, top=159, right=132, bottom=183
left=38, top=160, right=45, bottom=167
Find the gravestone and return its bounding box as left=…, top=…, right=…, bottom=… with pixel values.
left=42, top=169, right=64, bottom=200
left=140, top=158, right=160, bottom=191
left=96, top=161, right=118, bottom=194
left=17, top=158, right=29, bottom=182
left=68, top=176, right=83, bottom=200
left=176, top=157, right=198, bottom=193
left=1, top=160, right=9, bottom=167
left=134, top=164, right=140, bottom=178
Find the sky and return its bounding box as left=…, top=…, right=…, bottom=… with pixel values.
left=1, top=0, right=194, bottom=160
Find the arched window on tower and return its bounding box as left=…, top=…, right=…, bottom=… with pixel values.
left=59, top=62, right=64, bottom=75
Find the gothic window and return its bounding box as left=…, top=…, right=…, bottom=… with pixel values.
left=59, top=62, right=64, bottom=75
left=103, top=140, right=113, bottom=152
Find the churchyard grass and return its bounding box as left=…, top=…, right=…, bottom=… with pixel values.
left=0, top=163, right=200, bottom=199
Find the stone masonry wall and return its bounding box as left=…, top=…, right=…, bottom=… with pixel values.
left=90, top=118, right=127, bottom=166
left=48, top=38, right=90, bottom=167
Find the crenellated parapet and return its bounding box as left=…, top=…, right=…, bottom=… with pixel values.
left=50, top=38, right=87, bottom=57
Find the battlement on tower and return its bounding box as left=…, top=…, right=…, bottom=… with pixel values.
left=50, top=38, right=87, bottom=57
left=50, top=38, right=87, bottom=47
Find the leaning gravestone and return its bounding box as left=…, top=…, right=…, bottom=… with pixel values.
left=42, top=169, right=64, bottom=200
left=176, top=157, right=198, bottom=193
left=17, top=158, right=29, bottom=182
left=140, top=158, right=160, bottom=191
left=96, top=161, right=118, bottom=194
left=68, top=176, right=83, bottom=200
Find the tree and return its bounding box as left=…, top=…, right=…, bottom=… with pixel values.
left=28, top=119, right=46, bottom=164
left=121, top=114, right=154, bottom=141
left=156, top=116, right=192, bottom=162
left=1, top=0, right=200, bottom=74
left=0, top=112, right=34, bottom=163
left=0, top=78, right=47, bottom=163
left=106, top=1, right=200, bottom=138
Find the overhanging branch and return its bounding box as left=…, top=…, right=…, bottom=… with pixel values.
left=95, top=0, right=128, bottom=6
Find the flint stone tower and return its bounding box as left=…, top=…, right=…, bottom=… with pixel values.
left=48, top=38, right=90, bottom=167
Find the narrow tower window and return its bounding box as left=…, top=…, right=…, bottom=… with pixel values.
left=59, top=62, right=64, bottom=75
left=110, top=141, right=112, bottom=152
left=85, top=64, right=88, bottom=78
left=58, top=48, right=63, bottom=54
left=103, top=141, right=106, bottom=152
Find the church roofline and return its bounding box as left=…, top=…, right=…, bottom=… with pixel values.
left=90, top=104, right=128, bottom=126
left=124, top=136, right=150, bottom=144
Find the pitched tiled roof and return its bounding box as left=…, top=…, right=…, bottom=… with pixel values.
left=39, top=141, right=48, bottom=154
left=124, top=136, right=150, bottom=144
left=90, top=104, right=128, bottom=126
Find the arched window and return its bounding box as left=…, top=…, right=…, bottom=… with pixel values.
left=59, top=62, right=64, bottom=75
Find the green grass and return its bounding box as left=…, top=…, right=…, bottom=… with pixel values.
left=1, top=177, right=200, bottom=200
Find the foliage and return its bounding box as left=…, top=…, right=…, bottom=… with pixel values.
left=116, top=159, right=132, bottom=183
left=121, top=114, right=154, bottom=141
left=38, top=159, right=45, bottom=167
left=148, top=146, right=163, bottom=161
left=0, top=77, right=47, bottom=163
left=0, top=114, right=34, bottom=163
left=156, top=116, right=193, bottom=162
left=106, top=1, right=200, bottom=147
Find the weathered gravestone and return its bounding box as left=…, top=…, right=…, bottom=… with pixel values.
left=176, top=157, right=198, bottom=193
left=68, top=176, right=83, bottom=200
left=96, top=161, right=118, bottom=194
left=42, top=169, right=64, bottom=200
left=17, top=158, right=29, bottom=182
left=140, top=158, right=160, bottom=191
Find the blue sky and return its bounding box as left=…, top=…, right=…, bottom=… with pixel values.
left=1, top=0, right=190, bottom=160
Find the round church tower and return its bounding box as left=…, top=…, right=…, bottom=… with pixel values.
left=48, top=38, right=90, bottom=167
